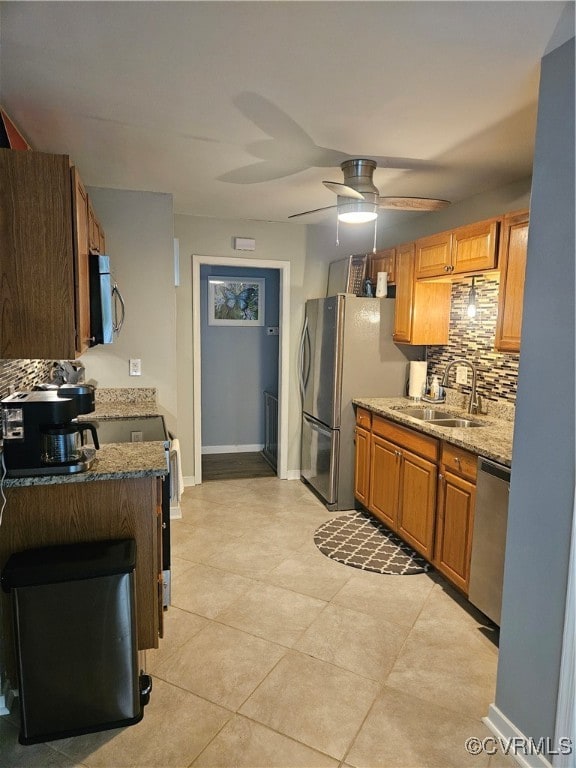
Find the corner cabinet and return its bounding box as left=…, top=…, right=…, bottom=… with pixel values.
left=495, top=210, right=529, bottom=353
left=369, top=247, right=396, bottom=284
left=393, top=242, right=451, bottom=346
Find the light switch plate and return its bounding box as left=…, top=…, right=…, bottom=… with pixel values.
left=456, top=365, right=468, bottom=385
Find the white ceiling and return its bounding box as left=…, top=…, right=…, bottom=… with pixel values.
left=0, top=1, right=565, bottom=225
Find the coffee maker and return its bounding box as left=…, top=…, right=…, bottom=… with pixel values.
left=1, top=391, right=100, bottom=476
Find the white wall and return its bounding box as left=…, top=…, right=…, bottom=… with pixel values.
left=80, top=188, right=177, bottom=430
left=174, top=215, right=316, bottom=479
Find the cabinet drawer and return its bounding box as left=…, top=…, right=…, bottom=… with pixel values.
left=441, top=443, right=477, bottom=482
left=372, top=415, right=439, bottom=463
left=356, top=407, right=372, bottom=430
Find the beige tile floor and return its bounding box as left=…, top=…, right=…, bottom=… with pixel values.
left=1, top=477, right=517, bottom=768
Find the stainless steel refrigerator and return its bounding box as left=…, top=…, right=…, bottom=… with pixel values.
left=299, top=295, right=422, bottom=510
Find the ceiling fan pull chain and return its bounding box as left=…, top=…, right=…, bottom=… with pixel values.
left=372, top=216, right=378, bottom=254
left=335, top=216, right=340, bottom=246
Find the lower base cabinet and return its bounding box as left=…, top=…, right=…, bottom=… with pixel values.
left=434, top=444, right=477, bottom=593
left=355, top=407, right=478, bottom=594
left=0, top=477, right=163, bottom=686
left=366, top=414, right=439, bottom=560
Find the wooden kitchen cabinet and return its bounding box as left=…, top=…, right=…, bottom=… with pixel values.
left=415, top=218, right=499, bottom=279
left=0, top=149, right=77, bottom=359
left=71, top=167, right=92, bottom=355
left=88, top=198, right=106, bottom=254
left=434, top=443, right=477, bottom=593
left=369, top=434, right=400, bottom=528
left=368, top=416, right=439, bottom=558
left=0, top=149, right=105, bottom=359
left=0, top=477, right=163, bottom=683
left=495, top=210, right=529, bottom=353
left=393, top=242, right=451, bottom=345
left=369, top=247, right=395, bottom=284
left=354, top=408, right=372, bottom=507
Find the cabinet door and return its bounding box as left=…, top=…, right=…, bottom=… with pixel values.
left=0, top=149, right=76, bottom=359
left=495, top=211, right=529, bottom=352
left=370, top=248, right=395, bottom=284
left=434, top=471, right=476, bottom=593
left=451, top=219, right=499, bottom=275
left=354, top=426, right=371, bottom=507
left=369, top=435, right=400, bottom=529
left=397, top=450, right=437, bottom=558
left=393, top=242, right=415, bottom=343
left=415, top=231, right=452, bottom=278
left=71, top=167, right=91, bottom=355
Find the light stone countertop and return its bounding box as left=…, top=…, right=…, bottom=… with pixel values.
left=4, top=442, right=168, bottom=488
left=353, top=396, right=514, bottom=467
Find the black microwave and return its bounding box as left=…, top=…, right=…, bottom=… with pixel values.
left=89, top=254, right=125, bottom=345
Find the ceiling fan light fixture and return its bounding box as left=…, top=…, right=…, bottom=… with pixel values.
left=338, top=201, right=378, bottom=224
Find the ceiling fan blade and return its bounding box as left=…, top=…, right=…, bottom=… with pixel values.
left=377, top=196, right=451, bottom=211
left=288, top=205, right=338, bottom=219
left=322, top=181, right=366, bottom=200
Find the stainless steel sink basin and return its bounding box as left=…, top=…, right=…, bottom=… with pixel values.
left=431, top=418, right=485, bottom=428
left=395, top=407, right=454, bottom=420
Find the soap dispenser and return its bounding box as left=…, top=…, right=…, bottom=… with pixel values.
left=430, top=376, right=440, bottom=400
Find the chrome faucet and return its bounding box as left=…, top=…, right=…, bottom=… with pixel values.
left=441, top=359, right=481, bottom=414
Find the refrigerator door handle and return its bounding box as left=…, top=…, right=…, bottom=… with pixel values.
left=298, top=316, right=310, bottom=403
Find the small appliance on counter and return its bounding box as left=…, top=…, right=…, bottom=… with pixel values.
left=0, top=391, right=100, bottom=477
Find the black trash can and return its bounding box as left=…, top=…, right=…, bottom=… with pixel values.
left=1, top=538, right=152, bottom=745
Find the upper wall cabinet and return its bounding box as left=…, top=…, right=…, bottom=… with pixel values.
left=0, top=149, right=102, bottom=359
left=415, top=219, right=500, bottom=279
left=495, top=210, right=529, bottom=353
left=393, top=242, right=451, bottom=346
left=369, top=247, right=396, bottom=284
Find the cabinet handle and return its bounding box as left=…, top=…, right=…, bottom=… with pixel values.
left=443, top=265, right=451, bottom=272
left=454, top=457, right=461, bottom=466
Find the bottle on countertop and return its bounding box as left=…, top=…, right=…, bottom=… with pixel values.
left=430, top=375, right=441, bottom=400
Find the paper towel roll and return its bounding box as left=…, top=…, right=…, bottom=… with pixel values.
left=409, top=361, right=428, bottom=399
left=375, top=271, right=388, bottom=298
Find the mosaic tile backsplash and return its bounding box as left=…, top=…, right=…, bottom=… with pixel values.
left=426, top=274, right=519, bottom=404
left=0, top=360, right=54, bottom=400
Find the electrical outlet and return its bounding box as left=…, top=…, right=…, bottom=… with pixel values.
left=131, top=431, right=143, bottom=443
left=129, top=358, right=142, bottom=376
left=456, top=365, right=468, bottom=385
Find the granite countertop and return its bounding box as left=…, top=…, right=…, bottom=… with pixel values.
left=353, top=396, right=514, bottom=466
left=4, top=442, right=168, bottom=488
left=85, top=387, right=160, bottom=420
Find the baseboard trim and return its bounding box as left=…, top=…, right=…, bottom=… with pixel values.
left=484, top=704, right=554, bottom=768
left=183, top=475, right=195, bottom=487
left=202, top=444, right=264, bottom=455
left=286, top=470, right=301, bottom=481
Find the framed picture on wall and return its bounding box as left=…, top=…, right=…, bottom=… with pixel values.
left=207, top=276, right=265, bottom=326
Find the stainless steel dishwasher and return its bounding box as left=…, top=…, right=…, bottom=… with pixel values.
left=468, top=457, right=511, bottom=626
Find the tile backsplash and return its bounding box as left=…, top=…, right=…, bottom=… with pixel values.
left=426, top=274, right=519, bottom=404
left=0, top=360, right=54, bottom=400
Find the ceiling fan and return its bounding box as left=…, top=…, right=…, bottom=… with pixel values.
left=289, top=158, right=450, bottom=223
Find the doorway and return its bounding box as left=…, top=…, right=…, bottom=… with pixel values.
left=192, top=255, right=290, bottom=484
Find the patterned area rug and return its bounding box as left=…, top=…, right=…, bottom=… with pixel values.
left=314, top=511, right=431, bottom=575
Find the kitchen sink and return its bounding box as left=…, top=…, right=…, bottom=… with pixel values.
left=394, top=407, right=487, bottom=428
left=430, top=418, right=485, bottom=428
left=395, top=407, right=454, bottom=420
